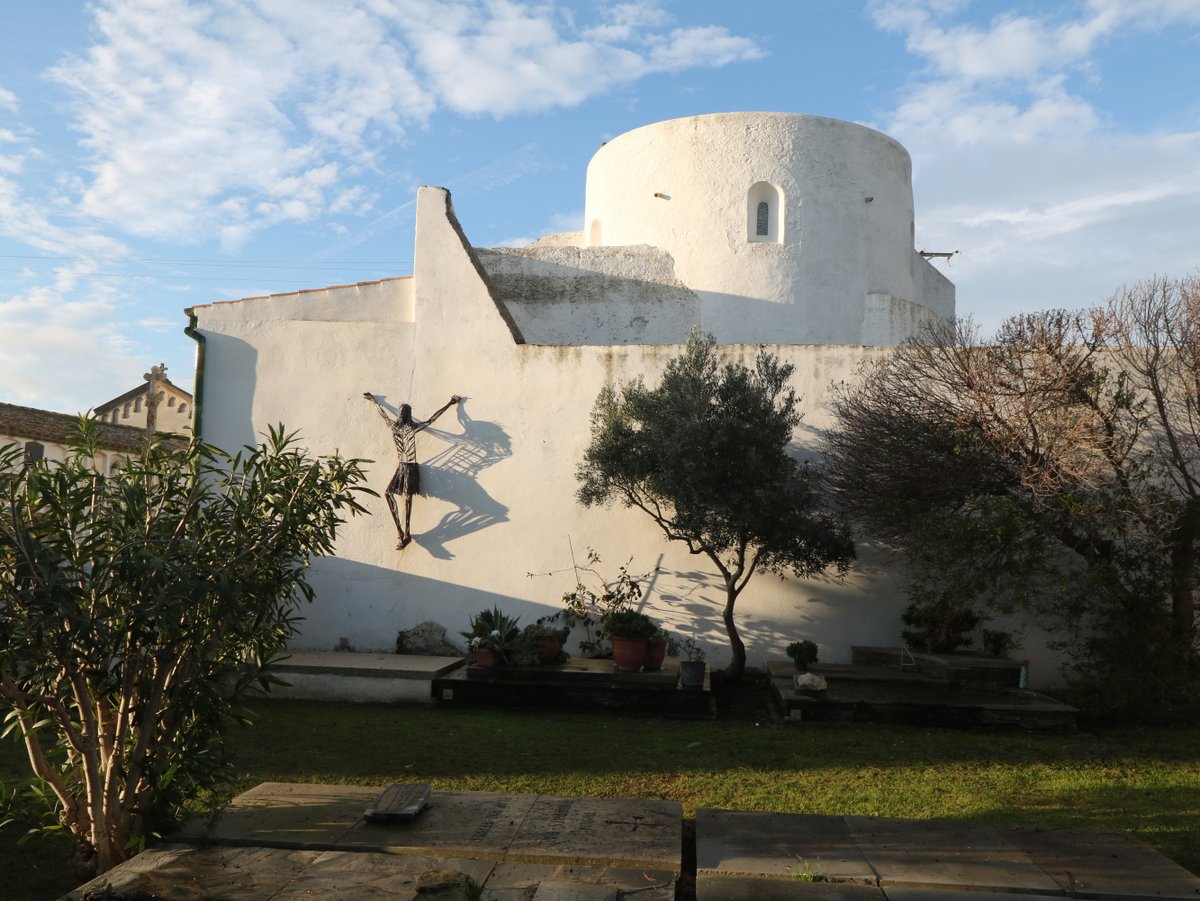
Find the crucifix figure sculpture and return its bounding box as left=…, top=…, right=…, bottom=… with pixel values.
left=364, top=391, right=460, bottom=548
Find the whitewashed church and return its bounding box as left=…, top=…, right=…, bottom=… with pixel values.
left=189, top=113, right=986, bottom=675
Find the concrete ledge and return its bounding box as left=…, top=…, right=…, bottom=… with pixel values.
left=266, top=652, right=465, bottom=704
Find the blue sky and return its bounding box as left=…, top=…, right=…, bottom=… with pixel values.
left=2, top=0, right=1199, bottom=413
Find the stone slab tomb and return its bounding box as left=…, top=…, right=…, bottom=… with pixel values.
left=694, top=808, right=1200, bottom=901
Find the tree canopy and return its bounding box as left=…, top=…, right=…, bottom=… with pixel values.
left=577, top=331, right=854, bottom=681
left=825, top=275, right=1200, bottom=719
left=0, top=422, right=371, bottom=872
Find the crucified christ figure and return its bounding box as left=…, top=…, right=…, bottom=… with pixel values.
left=364, top=392, right=460, bottom=548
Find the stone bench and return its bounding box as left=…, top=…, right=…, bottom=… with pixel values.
left=266, top=651, right=465, bottom=704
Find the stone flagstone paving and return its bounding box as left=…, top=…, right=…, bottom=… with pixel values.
left=68, top=783, right=1200, bottom=900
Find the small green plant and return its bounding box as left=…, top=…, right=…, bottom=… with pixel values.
left=524, top=622, right=569, bottom=643
left=786, top=639, right=819, bottom=667
left=654, top=628, right=681, bottom=656
left=982, top=628, right=1016, bottom=658
left=679, top=636, right=706, bottom=662
left=460, top=607, right=522, bottom=661
left=603, top=609, right=657, bottom=640
left=787, top=856, right=825, bottom=882
left=901, top=599, right=982, bottom=653
left=529, top=545, right=656, bottom=655
left=507, top=623, right=569, bottom=666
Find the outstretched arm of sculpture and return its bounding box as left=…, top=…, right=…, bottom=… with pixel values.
left=363, top=392, right=394, bottom=426
left=417, top=395, right=461, bottom=430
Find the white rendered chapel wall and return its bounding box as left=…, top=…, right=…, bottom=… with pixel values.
left=190, top=116, right=1067, bottom=683
left=191, top=187, right=1073, bottom=687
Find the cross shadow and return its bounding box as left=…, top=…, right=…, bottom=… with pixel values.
left=412, top=402, right=511, bottom=559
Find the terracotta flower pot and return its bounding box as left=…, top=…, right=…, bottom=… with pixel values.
left=611, top=636, right=648, bottom=672
left=474, top=648, right=500, bottom=667
left=643, top=639, right=667, bottom=672
left=538, top=637, right=562, bottom=665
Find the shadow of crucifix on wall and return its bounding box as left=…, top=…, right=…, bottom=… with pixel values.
left=410, top=401, right=512, bottom=559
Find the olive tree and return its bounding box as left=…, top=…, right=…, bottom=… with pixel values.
left=577, top=331, right=854, bottom=682
left=0, top=421, right=371, bottom=873
left=825, top=275, right=1200, bottom=718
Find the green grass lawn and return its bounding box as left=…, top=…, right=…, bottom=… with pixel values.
left=4, top=696, right=1199, bottom=900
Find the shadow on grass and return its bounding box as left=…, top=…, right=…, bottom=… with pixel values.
left=230, top=697, right=1198, bottom=780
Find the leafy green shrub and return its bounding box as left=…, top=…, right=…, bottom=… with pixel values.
left=0, top=421, right=371, bottom=873
left=900, top=599, right=981, bottom=653
left=603, top=609, right=657, bottom=640
left=786, top=640, right=819, bottom=666
left=459, top=607, right=521, bottom=660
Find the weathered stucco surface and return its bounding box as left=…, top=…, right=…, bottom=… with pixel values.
left=188, top=115, right=1055, bottom=681
left=475, top=245, right=698, bottom=344
left=583, top=112, right=951, bottom=345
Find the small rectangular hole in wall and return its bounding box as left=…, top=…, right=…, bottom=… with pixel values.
left=441, top=689, right=454, bottom=701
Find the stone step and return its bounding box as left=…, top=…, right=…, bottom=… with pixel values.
left=434, top=656, right=716, bottom=718
left=770, top=661, right=1077, bottom=731
left=851, top=646, right=1023, bottom=690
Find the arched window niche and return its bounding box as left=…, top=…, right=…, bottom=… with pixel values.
left=747, top=181, right=784, bottom=243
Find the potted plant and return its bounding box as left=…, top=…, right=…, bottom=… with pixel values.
left=547, top=549, right=653, bottom=657
left=523, top=622, right=569, bottom=665
left=901, top=599, right=981, bottom=654
left=786, top=639, right=819, bottom=671
left=644, top=628, right=679, bottom=672
left=603, top=609, right=657, bottom=672
left=459, top=606, right=521, bottom=667
left=981, top=628, right=1016, bottom=658
left=679, top=637, right=706, bottom=688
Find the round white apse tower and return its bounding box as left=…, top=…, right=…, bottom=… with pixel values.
left=582, top=112, right=951, bottom=345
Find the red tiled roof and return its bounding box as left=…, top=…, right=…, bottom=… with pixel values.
left=0, top=401, right=151, bottom=453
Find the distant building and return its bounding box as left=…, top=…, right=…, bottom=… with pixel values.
left=95, top=374, right=192, bottom=433
left=0, top=401, right=147, bottom=473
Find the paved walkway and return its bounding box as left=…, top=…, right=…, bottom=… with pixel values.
left=66, top=782, right=1200, bottom=900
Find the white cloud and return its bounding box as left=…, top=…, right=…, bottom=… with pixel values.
left=864, top=0, right=1200, bottom=331
left=870, top=0, right=1200, bottom=329
left=873, top=0, right=1200, bottom=85
left=0, top=85, right=17, bottom=112
left=0, top=260, right=149, bottom=413
left=46, top=0, right=435, bottom=247
left=34, top=0, right=761, bottom=249
left=393, top=1, right=761, bottom=117
left=889, top=78, right=1099, bottom=145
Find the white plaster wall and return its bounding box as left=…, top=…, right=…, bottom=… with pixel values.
left=1, top=433, right=70, bottom=464
left=0, top=432, right=125, bottom=473
left=583, top=113, right=940, bottom=345
left=193, top=187, right=1063, bottom=688
left=914, top=252, right=956, bottom=322
left=195, top=278, right=416, bottom=458
left=475, top=245, right=699, bottom=345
